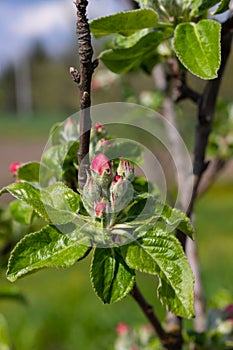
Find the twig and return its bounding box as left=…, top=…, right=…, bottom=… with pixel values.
left=75, top=0, right=98, bottom=190
left=130, top=283, right=177, bottom=349
left=188, top=26, right=232, bottom=215
left=177, top=22, right=233, bottom=334
left=197, top=158, right=226, bottom=197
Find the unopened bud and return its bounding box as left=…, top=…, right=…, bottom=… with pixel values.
left=9, top=162, right=22, bottom=175
left=110, top=175, right=134, bottom=213
left=91, top=153, right=112, bottom=190
left=95, top=138, right=111, bottom=152
left=117, top=158, right=134, bottom=181
left=69, top=66, right=80, bottom=84
left=94, top=201, right=107, bottom=218
left=82, top=173, right=102, bottom=216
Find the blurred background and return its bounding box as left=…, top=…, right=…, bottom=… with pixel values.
left=0, top=0, right=233, bottom=349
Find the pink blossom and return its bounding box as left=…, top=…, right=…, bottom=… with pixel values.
left=91, top=153, right=111, bottom=176
left=116, top=322, right=129, bottom=335
left=94, top=123, right=105, bottom=133
left=95, top=201, right=106, bottom=218
left=9, top=162, right=22, bottom=175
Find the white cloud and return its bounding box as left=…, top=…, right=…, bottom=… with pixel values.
left=0, top=0, right=127, bottom=73
left=11, top=1, right=74, bottom=39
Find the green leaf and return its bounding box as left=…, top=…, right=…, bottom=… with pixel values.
left=102, top=139, right=144, bottom=165
left=0, top=182, right=50, bottom=221
left=9, top=200, right=34, bottom=225
left=213, top=0, right=230, bottom=14
left=90, top=9, right=158, bottom=38
left=191, top=0, right=219, bottom=16
left=100, top=30, right=165, bottom=74
left=174, top=19, right=221, bottom=79
left=155, top=202, right=195, bottom=239
left=42, top=182, right=80, bottom=212
left=0, top=182, right=81, bottom=225
left=123, top=228, right=194, bottom=318
left=0, top=314, right=11, bottom=350
left=7, top=225, right=91, bottom=282
left=41, top=141, right=79, bottom=187
left=17, top=162, right=40, bottom=182
left=91, top=248, right=135, bottom=304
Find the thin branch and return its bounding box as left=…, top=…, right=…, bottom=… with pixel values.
left=197, top=158, right=226, bottom=197
left=130, top=283, right=167, bottom=342
left=75, top=0, right=98, bottom=190
left=188, top=27, right=232, bottom=215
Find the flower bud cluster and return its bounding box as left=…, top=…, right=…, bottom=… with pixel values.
left=81, top=153, right=134, bottom=225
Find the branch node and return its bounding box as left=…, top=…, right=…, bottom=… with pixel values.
left=92, top=58, right=99, bottom=70
left=70, top=66, right=81, bottom=85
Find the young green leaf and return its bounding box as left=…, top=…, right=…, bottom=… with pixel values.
left=90, top=9, right=158, bottom=38
left=0, top=182, right=50, bottom=221
left=1, top=182, right=82, bottom=225
left=191, top=0, right=219, bottom=17
left=213, top=0, right=231, bottom=14
left=41, top=182, right=81, bottom=215
left=123, top=229, right=194, bottom=318
left=100, top=31, right=164, bottom=74
left=7, top=225, right=91, bottom=282
left=9, top=200, right=34, bottom=225
left=17, top=162, right=40, bottom=182
left=91, top=248, right=135, bottom=304
left=155, top=202, right=195, bottom=239
left=174, top=19, right=221, bottom=79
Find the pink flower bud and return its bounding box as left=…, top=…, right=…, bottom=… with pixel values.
left=116, top=322, right=129, bottom=335
left=94, top=201, right=106, bottom=218
left=91, top=153, right=111, bottom=176
left=94, top=123, right=105, bottom=133
left=95, top=138, right=111, bottom=153
left=110, top=176, right=133, bottom=213
left=9, top=162, right=22, bottom=175
left=117, top=158, right=134, bottom=181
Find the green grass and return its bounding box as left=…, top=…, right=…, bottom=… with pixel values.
left=0, top=111, right=68, bottom=139
left=0, top=183, right=232, bottom=349
left=195, top=183, right=233, bottom=298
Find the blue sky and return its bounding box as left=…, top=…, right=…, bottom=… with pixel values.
left=0, top=0, right=130, bottom=74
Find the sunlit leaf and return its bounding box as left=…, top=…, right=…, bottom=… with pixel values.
left=174, top=19, right=221, bottom=79
left=7, top=225, right=91, bottom=282
left=91, top=248, right=135, bottom=303
left=123, top=228, right=194, bottom=318
left=9, top=200, right=34, bottom=225
left=100, top=31, right=164, bottom=74
left=90, top=9, right=158, bottom=38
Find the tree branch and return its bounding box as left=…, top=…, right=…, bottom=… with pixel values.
left=197, top=158, right=226, bottom=197
left=188, top=26, right=232, bottom=215
left=75, top=0, right=98, bottom=190
left=131, top=283, right=182, bottom=350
